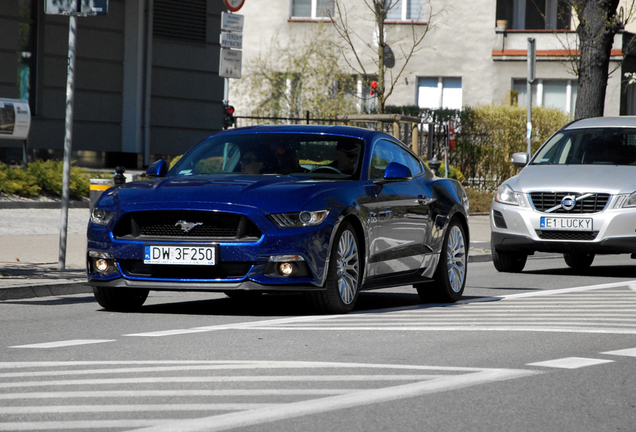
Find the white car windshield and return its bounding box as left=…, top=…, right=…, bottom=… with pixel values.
left=532, top=128, right=636, bottom=166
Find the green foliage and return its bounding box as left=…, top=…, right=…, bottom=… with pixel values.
left=169, top=155, right=182, bottom=169
left=0, top=160, right=100, bottom=200
left=453, top=105, right=570, bottom=190
left=464, top=187, right=494, bottom=213
left=438, top=164, right=465, bottom=184
left=0, top=162, right=40, bottom=196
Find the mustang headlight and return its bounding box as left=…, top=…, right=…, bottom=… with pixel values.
left=269, top=210, right=329, bottom=228
left=495, top=184, right=521, bottom=206
left=91, top=208, right=116, bottom=226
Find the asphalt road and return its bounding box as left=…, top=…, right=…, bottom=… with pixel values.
left=1, top=253, right=635, bottom=431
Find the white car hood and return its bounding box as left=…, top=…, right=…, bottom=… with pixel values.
left=506, top=164, right=636, bottom=195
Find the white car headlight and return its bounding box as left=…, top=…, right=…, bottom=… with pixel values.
left=91, top=208, right=116, bottom=226
left=622, top=192, right=636, bottom=208
left=269, top=210, right=329, bottom=228
left=495, top=184, right=520, bottom=206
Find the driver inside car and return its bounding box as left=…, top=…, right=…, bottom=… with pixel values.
left=328, top=141, right=360, bottom=174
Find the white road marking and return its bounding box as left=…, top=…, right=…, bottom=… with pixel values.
left=0, top=389, right=354, bottom=400
left=9, top=339, right=115, bottom=349
left=131, top=368, right=535, bottom=432
left=124, top=315, right=340, bottom=337
left=526, top=357, right=614, bottom=369
left=601, top=347, right=636, bottom=357
left=0, top=374, right=453, bottom=389
left=0, top=361, right=537, bottom=432
left=117, top=282, right=636, bottom=338
left=0, top=420, right=162, bottom=431
left=0, top=404, right=279, bottom=414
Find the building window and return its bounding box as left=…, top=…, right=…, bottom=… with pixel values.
left=17, top=0, right=37, bottom=108
left=417, top=77, right=462, bottom=110
left=385, top=0, right=427, bottom=21
left=291, top=0, right=334, bottom=19
left=512, top=79, right=577, bottom=114
left=153, top=0, right=207, bottom=43
left=496, top=0, right=571, bottom=30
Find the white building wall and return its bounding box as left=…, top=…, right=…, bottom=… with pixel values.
left=230, top=0, right=626, bottom=118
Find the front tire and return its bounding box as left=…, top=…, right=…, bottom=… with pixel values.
left=563, top=252, right=595, bottom=269
left=92, top=286, right=149, bottom=311
left=306, top=221, right=361, bottom=314
left=491, top=241, right=527, bottom=273
left=416, top=219, right=467, bottom=303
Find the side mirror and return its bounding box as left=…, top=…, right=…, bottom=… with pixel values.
left=146, top=159, right=168, bottom=178
left=382, top=162, right=412, bottom=181
left=511, top=152, right=529, bottom=168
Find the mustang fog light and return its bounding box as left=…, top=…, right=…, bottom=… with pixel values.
left=266, top=255, right=310, bottom=278
left=88, top=251, right=115, bottom=274
left=278, top=262, right=295, bottom=276
left=95, top=259, right=109, bottom=273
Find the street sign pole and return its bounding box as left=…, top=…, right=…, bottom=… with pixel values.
left=58, top=0, right=78, bottom=270
left=527, top=37, right=536, bottom=157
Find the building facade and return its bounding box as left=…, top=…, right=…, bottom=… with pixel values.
left=230, top=0, right=636, bottom=121
left=0, top=0, right=226, bottom=168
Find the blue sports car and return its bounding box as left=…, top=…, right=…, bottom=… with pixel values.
left=87, top=125, right=470, bottom=314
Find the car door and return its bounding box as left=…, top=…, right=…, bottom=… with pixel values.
left=366, top=139, right=434, bottom=277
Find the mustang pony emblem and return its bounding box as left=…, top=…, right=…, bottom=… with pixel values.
left=175, top=220, right=203, bottom=233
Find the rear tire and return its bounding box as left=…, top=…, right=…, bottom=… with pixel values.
left=92, top=286, right=149, bottom=311
left=416, top=219, right=467, bottom=303
left=491, top=241, right=527, bottom=273
left=563, top=252, right=595, bottom=269
left=306, top=221, right=360, bottom=314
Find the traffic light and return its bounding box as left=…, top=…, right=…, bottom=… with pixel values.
left=223, top=104, right=235, bottom=129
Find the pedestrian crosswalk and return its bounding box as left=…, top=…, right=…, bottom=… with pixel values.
left=0, top=360, right=533, bottom=431
left=240, top=283, right=636, bottom=335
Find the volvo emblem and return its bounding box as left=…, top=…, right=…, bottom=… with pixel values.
left=175, top=220, right=203, bottom=233
left=561, top=195, right=577, bottom=211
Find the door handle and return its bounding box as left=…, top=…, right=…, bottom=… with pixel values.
left=418, top=195, right=436, bottom=205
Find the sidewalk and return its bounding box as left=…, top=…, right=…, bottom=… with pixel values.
left=0, top=207, right=492, bottom=300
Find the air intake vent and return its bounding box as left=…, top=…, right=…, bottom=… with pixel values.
left=153, top=0, right=207, bottom=43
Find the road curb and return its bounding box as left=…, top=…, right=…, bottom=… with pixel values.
left=0, top=281, right=92, bottom=301
left=0, top=201, right=89, bottom=209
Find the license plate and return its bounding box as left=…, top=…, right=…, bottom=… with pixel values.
left=540, top=217, right=593, bottom=231
left=144, top=245, right=216, bottom=265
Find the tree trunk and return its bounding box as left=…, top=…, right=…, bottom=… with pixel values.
left=375, top=0, right=386, bottom=114
left=573, top=0, right=621, bottom=120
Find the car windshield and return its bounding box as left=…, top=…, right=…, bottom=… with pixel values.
left=167, top=133, right=364, bottom=180
left=532, top=127, right=636, bottom=166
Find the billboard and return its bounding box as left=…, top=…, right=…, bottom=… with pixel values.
left=0, top=99, right=31, bottom=140
left=44, top=0, right=108, bottom=16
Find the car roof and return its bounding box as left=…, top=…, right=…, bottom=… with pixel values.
left=211, top=124, right=390, bottom=141
left=565, top=116, right=636, bottom=130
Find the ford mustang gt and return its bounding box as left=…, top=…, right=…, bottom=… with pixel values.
left=87, top=125, right=470, bottom=313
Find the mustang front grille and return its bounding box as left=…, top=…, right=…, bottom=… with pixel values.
left=529, top=192, right=610, bottom=214
left=113, top=211, right=262, bottom=241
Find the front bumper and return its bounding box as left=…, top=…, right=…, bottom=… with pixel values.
left=87, top=215, right=337, bottom=291
left=490, top=200, right=636, bottom=255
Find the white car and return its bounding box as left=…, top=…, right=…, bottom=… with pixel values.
left=490, top=116, right=636, bottom=272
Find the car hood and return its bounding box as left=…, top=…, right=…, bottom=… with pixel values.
left=507, top=164, right=636, bottom=195
left=101, top=175, right=342, bottom=214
